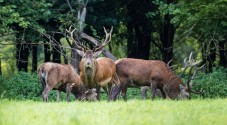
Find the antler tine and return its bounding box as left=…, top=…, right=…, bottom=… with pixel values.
left=197, top=64, right=205, bottom=70
left=93, top=26, right=113, bottom=52
left=190, top=63, right=205, bottom=81
left=190, top=89, right=204, bottom=95
left=192, top=60, right=202, bottom=67
left=167, top=59, right=172, bottom=67
left=66, top=26, right=77, bottom=39
left=189, top=52, right=193, bottom=63
left=66, top=26, right=85, bottom=51
left=103, top=26, right=113, bottom=45
left=180, top=57, right=190, bottom=77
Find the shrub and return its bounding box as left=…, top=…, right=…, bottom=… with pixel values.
left=192, top=67, right=227, bottom=98
left=0, top=71, right=42, bottom=100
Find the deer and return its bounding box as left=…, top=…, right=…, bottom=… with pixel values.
left=113, top=56, right=203, bottom=101
left=38, top=62, right=97, bottom=102
left=66, top=26, right=120, bottom=100
left=140, top=53, right=205, bottom=99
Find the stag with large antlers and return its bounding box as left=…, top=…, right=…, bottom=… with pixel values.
left=140, top=55, right=204, bottom=99
left=66, top=26, right=120, bottom=100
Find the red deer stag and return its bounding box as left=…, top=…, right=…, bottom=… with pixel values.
left=114, top=58, right=202, bottom=100
left=140, top=54, right=204, bottom=99
left=38, top=62, right=97, bottom=102
left=66, top=26, right=120, bottom=100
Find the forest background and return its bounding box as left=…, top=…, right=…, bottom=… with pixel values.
left=0, top=0, right=227, bottom=100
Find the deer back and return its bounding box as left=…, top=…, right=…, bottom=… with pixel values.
left=116, top=58, right=162, bottom=85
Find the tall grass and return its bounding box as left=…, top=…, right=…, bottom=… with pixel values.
left=0, top=99, right=227, bottom=125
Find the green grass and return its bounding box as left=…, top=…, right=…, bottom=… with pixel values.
left=0, top=99, right=227, bottom=125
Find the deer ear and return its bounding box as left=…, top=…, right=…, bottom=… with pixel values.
left=93, top=49, right=103, bottom=57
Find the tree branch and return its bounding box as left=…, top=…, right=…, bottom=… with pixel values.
left=80, top=33, right=117, bottom=61
left=66, top=0, right=73, bottom=12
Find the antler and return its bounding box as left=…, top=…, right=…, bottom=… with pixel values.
left=66, top=26, right=85, bottom=51
left=180, top=52, right=201, bottom=78
left=189, top=64, right=205, bottom=87
left=182, top=52, right=205, bottom=98
left=167, top=59, right=175, bottom=69
left=93, top=26, right=113, bottom=52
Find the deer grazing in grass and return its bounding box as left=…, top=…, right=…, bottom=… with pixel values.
left=114, top=54, right=203, bottom=100
left=66, top=26, right=120, bottom=100
left=38, top=62, right=97, bottom=102
left=140, top=53, right=205, bottom=99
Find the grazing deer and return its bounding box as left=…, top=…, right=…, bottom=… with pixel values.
left=140, top=54, right=204, bottom=99
left=38, top=62, right=97, bottom=102
left=114, top=57, right=203, bottom=100
left=66, top=26, right=120, bottom=100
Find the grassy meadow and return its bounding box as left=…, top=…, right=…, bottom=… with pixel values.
left=0, top=99, right=227, bottom=125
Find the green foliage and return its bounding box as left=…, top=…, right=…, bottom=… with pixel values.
left=0, top=71, right=41, bottom=100
left=193, top=67, right=227, bottom=98
left=172, top=0, right=227, bottom=40
left=1, top=99, right=227, bottom=125
left=0, top=0, right=52, bottom=34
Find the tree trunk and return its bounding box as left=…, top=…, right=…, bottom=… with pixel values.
left=70, top=42, right=82, bottom=73
left=219, top=40, right=227, bottom=67
left=126, top=0, right=153, bottom=59
left=44, top=40, right=51, bottom=62
left=208, top=40, right=216, bottom=72
left=136, top=24, right=151, bottom=60
left=32, top=43, right=38, bottom=72
left=52, top=34, right=62, bottom=63
left=16, top=42, right=30, bottom=72
left=127, top=21, right=137, bottom=58
left=160, top=14, right=175, bottom=63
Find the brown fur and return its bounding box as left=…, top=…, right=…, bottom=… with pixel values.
left=38, top=62, right=84, bottom=102
left=79, top=56, right=119, bottom=100
left=115, top=58, right=189, bottom=100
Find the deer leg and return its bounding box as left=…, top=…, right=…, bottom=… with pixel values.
left=107, top=83, right=112, bottom=101
left=121, top=81, right=128, bottom=101
left=96, top=85, right=101, bottom=100
left=141, top=86, right=148, bottom=99
left=56, top=90, right=61, bottom=102
left=42, top=84, right=53, bottom=102
left=151, top=80, right=157, bottom=100
left=66, top=83, right=72, bottom=102
left=159, top=88, right=166, bottom=99
left=41, top=81, right=46, bottom=93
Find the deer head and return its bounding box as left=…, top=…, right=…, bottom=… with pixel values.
left=66, top=26, right=113, bottom=69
